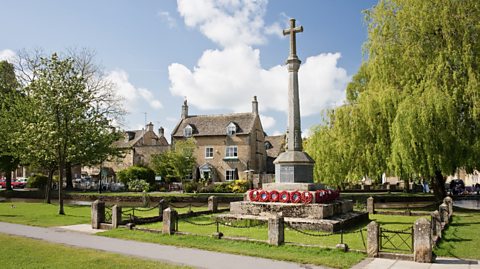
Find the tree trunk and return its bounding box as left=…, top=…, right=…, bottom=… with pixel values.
left=431, top=170, right=447, bottom=200
left=5, top=170, right=12, bottom=191
left=65, top=162, right=73, bottom=190
left=45, top=169, right=54, bottom=204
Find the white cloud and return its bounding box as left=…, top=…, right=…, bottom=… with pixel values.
left=168, top=45, right=349, bottom=117
left=0, top=49, right=16, bottom=62
left=170, top=0, right=350, bottom=132
left=177, top=0, right=275, bottom=47
left=302, top=128, right=312, bottom=139
left=264, top=22, right=282, bottom=38
left=260, top=114, right=275, bottom=129
left=106, top=69, right=163, bottom=111
left=271, top=130, right=283, bottom=136
left=157, top=11, right=177, bottom=28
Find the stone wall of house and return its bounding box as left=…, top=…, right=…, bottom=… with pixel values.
left=134, top=145, right=170, bottom=166
left=193, top=135, right=251, bottom=182
left=102, top=149, right=135, bottom=173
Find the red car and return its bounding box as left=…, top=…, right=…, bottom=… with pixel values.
left=12, top=178, right=27, bottom=189
left=0, top=178, right=27, bottom=189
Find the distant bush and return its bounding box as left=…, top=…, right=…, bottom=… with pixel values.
left=230, top=179, right=249, bottom=193
left=27, top=174, right=48, bottom=189
left=213, top=182, right=232, bottom=193
left=183, top=181, right=200, bottom=193
left=127, top=179, right=150, bottom=192
left=117, top=166, right=156, bottom=189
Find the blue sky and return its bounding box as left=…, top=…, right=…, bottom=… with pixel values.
left=0, top=0, right=378, bottom=140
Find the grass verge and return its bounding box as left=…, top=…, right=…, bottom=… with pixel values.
left=0, top=202, right=90, bottom=227
left=0, top=233, right=189, bottom=269
left=434, top=207, right=480, bottom=259
left=100, top=228, right=365, bottom=269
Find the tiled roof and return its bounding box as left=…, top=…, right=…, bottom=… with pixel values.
left=113, top=130, right=145, bottom=148
left=265, top=135, right=285, bottom=158
left=172, top=113, right=257, bottom=137
left=113, top=130, right=169, bottom=148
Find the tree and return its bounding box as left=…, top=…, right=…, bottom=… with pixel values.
left=0, top=61, right=20, bottom=190
left=306, top=0, right=480, bottom=199
left=12, top=52, right=123, bottom=214
left=151, top=139, right=196, bottom=183
left=14, top=49, right=124, bottom=190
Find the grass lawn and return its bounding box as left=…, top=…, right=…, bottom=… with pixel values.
left=137, top=213, right=423, bottom=252
left=122, top=205, right=228, bottom=218
left=0, top=233, right=189, bottom=269
left=0, top=202, right=91, bottom=227
left=434, top=207, right=480, bottom=260
left=100, top=228, right=365, bottom=269
left=67, top=191, right=243, bottom=198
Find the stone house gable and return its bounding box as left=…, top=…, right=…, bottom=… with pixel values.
left=84, top=123, right=170, bottom=176
left=171, top=97, right=267, bottom=182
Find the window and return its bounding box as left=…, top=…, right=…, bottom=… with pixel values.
left=183, top=125, right=192, bottom=137
left=225, top=146, right=238, bottom=158
left=226, top=169, right=236, bottom=181
left=264, top=141, right=272, bottom=150
left=205, top=147, right=214, bottom=159
left=226, top=122, right=237, bottom=136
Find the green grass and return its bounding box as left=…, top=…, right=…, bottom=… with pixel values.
left=0, top=202, right=91, bottom=227
left=122, top=205, right=228, bottom=218
left=0, top=233, right=189, bottom=269
left=100, top=228, right=365, bottom=269
left=68, top=191, right=243, bottom=198
left=434, top=207, right=480, bottom=259
left=138, top=213, right=422, bottom=252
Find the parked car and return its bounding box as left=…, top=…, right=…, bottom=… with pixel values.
left=12, top=178, right=27, bottom=189
left=0, top=178, right=5, bottom=188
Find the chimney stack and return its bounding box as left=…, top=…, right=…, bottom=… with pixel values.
left=158, top=127, right=164, bottom=137
left=181, top=98, right=189, bottom=119
left=252, top=96, right=258, bottom=114
left=146, top=122, right=154, bottom=132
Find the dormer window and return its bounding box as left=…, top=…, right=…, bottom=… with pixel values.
left=226, top=122, right=237, bottom=136
left=184, top=125, right=193, bottom=137
left=264, top=141, right=273, bottom=150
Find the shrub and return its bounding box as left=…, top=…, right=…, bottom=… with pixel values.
left=183, top=181, right=200, bottom=193
left=26, top=174, right=48, bottom=189
left=116, top=166, right=156, bottom=189
left=213, top=182, right=232, bottom=193
left=127, top=179, right=150, bottom=192
left=231, top=179, right=249, bottom=193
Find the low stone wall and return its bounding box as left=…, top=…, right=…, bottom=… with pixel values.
left=366, top=196, right=454, bottom=263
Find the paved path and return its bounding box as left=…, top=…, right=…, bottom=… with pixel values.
left=353, top=257, right=480, bottom=269
left=0, top=222, right=328, bottom=269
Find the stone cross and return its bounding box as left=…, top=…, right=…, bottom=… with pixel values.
left=283, top=18, right=303, bottom=59
left=283, top=18, right=304, bottom=151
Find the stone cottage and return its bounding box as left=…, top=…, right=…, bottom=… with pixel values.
left=83, top=122, right=170, bottom=176
left=171, top=97, right=267, bottom=182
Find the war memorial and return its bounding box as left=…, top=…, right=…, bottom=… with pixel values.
left=218, top=19, right=368, bottom=232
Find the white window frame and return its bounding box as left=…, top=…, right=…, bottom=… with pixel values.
left=184, top=125, right=192, bottom=137
left=225, top=146, right=238, bottom=159
left=225, top=169, right=236, bottom=181
left=205, top=147, right=214, bottom=159
left=226, top=122, right=236, bottom=136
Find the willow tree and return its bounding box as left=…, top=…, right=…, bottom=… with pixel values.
left=306, top=0, right=480, bottom=199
